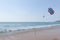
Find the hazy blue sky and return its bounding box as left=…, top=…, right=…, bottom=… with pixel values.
left=0, top=0, right=60, bottom=22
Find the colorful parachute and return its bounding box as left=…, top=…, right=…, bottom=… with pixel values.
left=48, top=8, right=54, bottom=15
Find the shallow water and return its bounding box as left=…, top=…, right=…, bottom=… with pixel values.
left=0, top=22, right=60, bottom=33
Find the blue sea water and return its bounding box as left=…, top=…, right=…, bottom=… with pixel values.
left=0, top=22, right=60, bottom=33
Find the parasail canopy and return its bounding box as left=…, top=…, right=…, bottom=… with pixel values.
left=48, top=8, right=54, bottom=15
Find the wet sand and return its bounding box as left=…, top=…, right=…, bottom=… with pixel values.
left=0, top=27, right=60, bottom=40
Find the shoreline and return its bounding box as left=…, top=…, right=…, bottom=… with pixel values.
left=0, top=25, right=60, bottom=40
left=0, top=25, right=60, bottom=35
left=0, top=23, right=60, bottom=35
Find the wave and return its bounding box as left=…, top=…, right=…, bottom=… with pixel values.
left=0, top=23, right=60, bottom=33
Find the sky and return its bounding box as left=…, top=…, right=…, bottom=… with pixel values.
left=0, top=0, right=60, bottom=22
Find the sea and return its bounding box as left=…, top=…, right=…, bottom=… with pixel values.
left=0, top=22, right=60, bottom=33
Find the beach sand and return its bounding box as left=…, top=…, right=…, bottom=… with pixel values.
left=0, top=27, right=60, bottom=40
